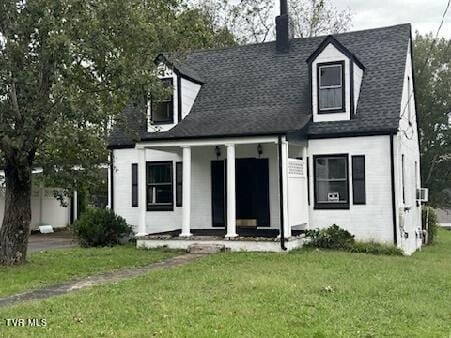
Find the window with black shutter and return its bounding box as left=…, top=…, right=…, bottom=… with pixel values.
left=314, top=154, right=349, bottom=209
left=146, top=161, right=173, bottom=211
left=352, top=156, right=366, bottom=205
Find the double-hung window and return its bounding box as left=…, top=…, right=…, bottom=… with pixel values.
left=314, top=154, right=349, bottom=209
left=318, top=61, right=345, bottom=113
left=148, top=78, right=174, bottom=124
left=146, top=161, right=173, bottom=211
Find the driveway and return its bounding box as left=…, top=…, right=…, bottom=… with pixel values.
left=28, top=231, right=77, bottom=253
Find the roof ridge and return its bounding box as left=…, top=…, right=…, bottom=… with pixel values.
left=185, top=23, right=411, bottom=57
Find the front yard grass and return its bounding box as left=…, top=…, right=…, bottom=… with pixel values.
left=1, top=230, right=450, bottom=337
left=0, top=245, right=179, bottom=297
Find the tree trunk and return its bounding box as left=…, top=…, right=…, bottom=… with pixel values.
left=0, top=162, right=33, bottom=265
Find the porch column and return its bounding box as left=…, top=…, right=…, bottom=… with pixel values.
left=281, top=138, right=291, bottom=238
left=180, top=146, right=192, bottom=237
left=226, top=144, right=238, bottom=238
left=73, top=190, right=78, bottom=222
left=137, top=148, right=147, bottom=236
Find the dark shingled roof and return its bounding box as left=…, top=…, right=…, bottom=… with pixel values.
left=109, top=24, right=411, bottom=147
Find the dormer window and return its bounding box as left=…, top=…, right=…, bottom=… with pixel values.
left=317, top=61, right=345, bottom=113
left=149, top=78, right=174, bottom=124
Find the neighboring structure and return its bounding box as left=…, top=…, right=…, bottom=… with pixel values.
left=108, top=3, right=425, bottom=254
left=0, top=169, right=74, bottom=231
left=437, top=208, right=451, bottom=229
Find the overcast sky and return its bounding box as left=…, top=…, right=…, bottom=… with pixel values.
left=334, top=0, right=450, bottom=37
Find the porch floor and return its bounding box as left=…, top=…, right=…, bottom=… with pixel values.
left=136, top=229, right=305, bottom=253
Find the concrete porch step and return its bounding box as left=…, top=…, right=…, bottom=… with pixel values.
left=187, top=243, right=226, bottom=254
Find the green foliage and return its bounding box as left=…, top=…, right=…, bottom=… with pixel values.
left=2, top=231, right=451, bottom=336
left=73, top=208, right=132, bottom=247
left=305, top=224, right=402, bottom=255
left=0, top=246, right=178, bottom=297
left=0, top=0, right=237, bottom=262
left=305, top=224, right=355, bottom=250
left=422, top=206, right=439, bottom=244
left=0, top=0, right=237, bottom=197
left=348, top=242, right=403, bottom=256
left=194, top=0, right=351, bottom=43
left=414, top=32, right=451, bottom=207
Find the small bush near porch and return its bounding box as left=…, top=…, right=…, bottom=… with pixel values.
left=1, top=230, right=450, bottom=336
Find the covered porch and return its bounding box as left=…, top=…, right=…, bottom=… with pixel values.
left=133, top=136, right=309, bottom=252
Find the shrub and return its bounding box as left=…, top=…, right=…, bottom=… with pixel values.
left=304, top=224, right=403, bottom=255
left=304, top=224, right=355, bottom=250
left=422, top=206, right=438, bottom=244
left=348, top=241, right=403, bottom=255
left=73, top=208, right=132, bottom=247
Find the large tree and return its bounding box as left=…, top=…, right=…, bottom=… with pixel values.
left=0, top=0, right=235, bottom=265
left=193, top=0, right=351, bottom=43
left=413, top=33, right=451, bottom=207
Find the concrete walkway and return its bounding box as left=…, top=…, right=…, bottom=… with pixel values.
left=0, top=253, right=203, bottom=308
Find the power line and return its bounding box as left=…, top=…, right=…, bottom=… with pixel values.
left=399, top=0, right=451, bottom=139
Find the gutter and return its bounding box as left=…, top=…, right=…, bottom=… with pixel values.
left=110, top=150, right=115, bottom=211
left=278, top=135, right=287, bottom=251
left=390, top=134, right=398, bottom=246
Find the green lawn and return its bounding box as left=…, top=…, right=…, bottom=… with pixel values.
left=0, top=245, right=178, bottom=297
left=1, top=231, right=450, bottom=337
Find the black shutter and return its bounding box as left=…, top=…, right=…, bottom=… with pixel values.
left=132, top=163, right=138, bottom=207
left=352, top=156, right=366, bottom=205
left=176, top=162, right=182, bottom=207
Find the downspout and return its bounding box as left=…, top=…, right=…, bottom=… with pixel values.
left=390, top=133, right=398, bottom=246
left=278, top=135, right=287, bottom=251
left=110, top=150, right=115, bottom=211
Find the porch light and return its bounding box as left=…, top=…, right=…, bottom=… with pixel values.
left=257, top=144, right=263, bottom=157
left=215, top=146, right=221, bottom=159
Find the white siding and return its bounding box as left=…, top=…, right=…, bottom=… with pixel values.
left=311, top=43, right=364, bottom=122
left=147, top=63, right=201, bottom=132
left=394, top=41, right=422, bottom=255
left=181, top=78, right=201, bottom=120
left=112, top=143, right=281, bottom=234
left=0, top=187, right=70, bottom=230
left=112, top=148, right=182, bottom=234
left=307, top=135, right=395, bottom=243
left=312, top=44, right=351, bottom=122
left=147, top=64, right=178, bottom=132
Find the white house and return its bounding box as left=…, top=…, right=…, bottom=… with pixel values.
left=107, top=4, right=425, bottom=254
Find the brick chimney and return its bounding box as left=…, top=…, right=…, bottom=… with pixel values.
left=276, top=0, right=290, bottom=53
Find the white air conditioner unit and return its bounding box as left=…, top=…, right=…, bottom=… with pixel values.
left=416, top=188, right=429, bottom=203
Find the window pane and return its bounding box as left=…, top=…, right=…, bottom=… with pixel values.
left=328, top=158, right=347, bottom=179
left=317, top=180, right=348, bottom=203
left=316, top=158, right=327, bottom=178
left=148, top=164, right=171, bottom=183
left=152, top=102, right=172, bottom=122
left=319, top=87, right=342, bottom=110
left=320, top=66, right=341, bottom=86
left=155, top=185, right=172, bottom=203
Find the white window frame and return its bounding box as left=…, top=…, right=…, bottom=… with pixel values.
left=318, top=63, right=344, bottom=111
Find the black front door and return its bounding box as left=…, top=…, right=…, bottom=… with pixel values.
left=211, top=158, right=270, bottom=227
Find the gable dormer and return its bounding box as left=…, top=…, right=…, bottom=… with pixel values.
left=307, top=36, right=364, bottom=123
left=147, top=55, right=203, bottom=132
